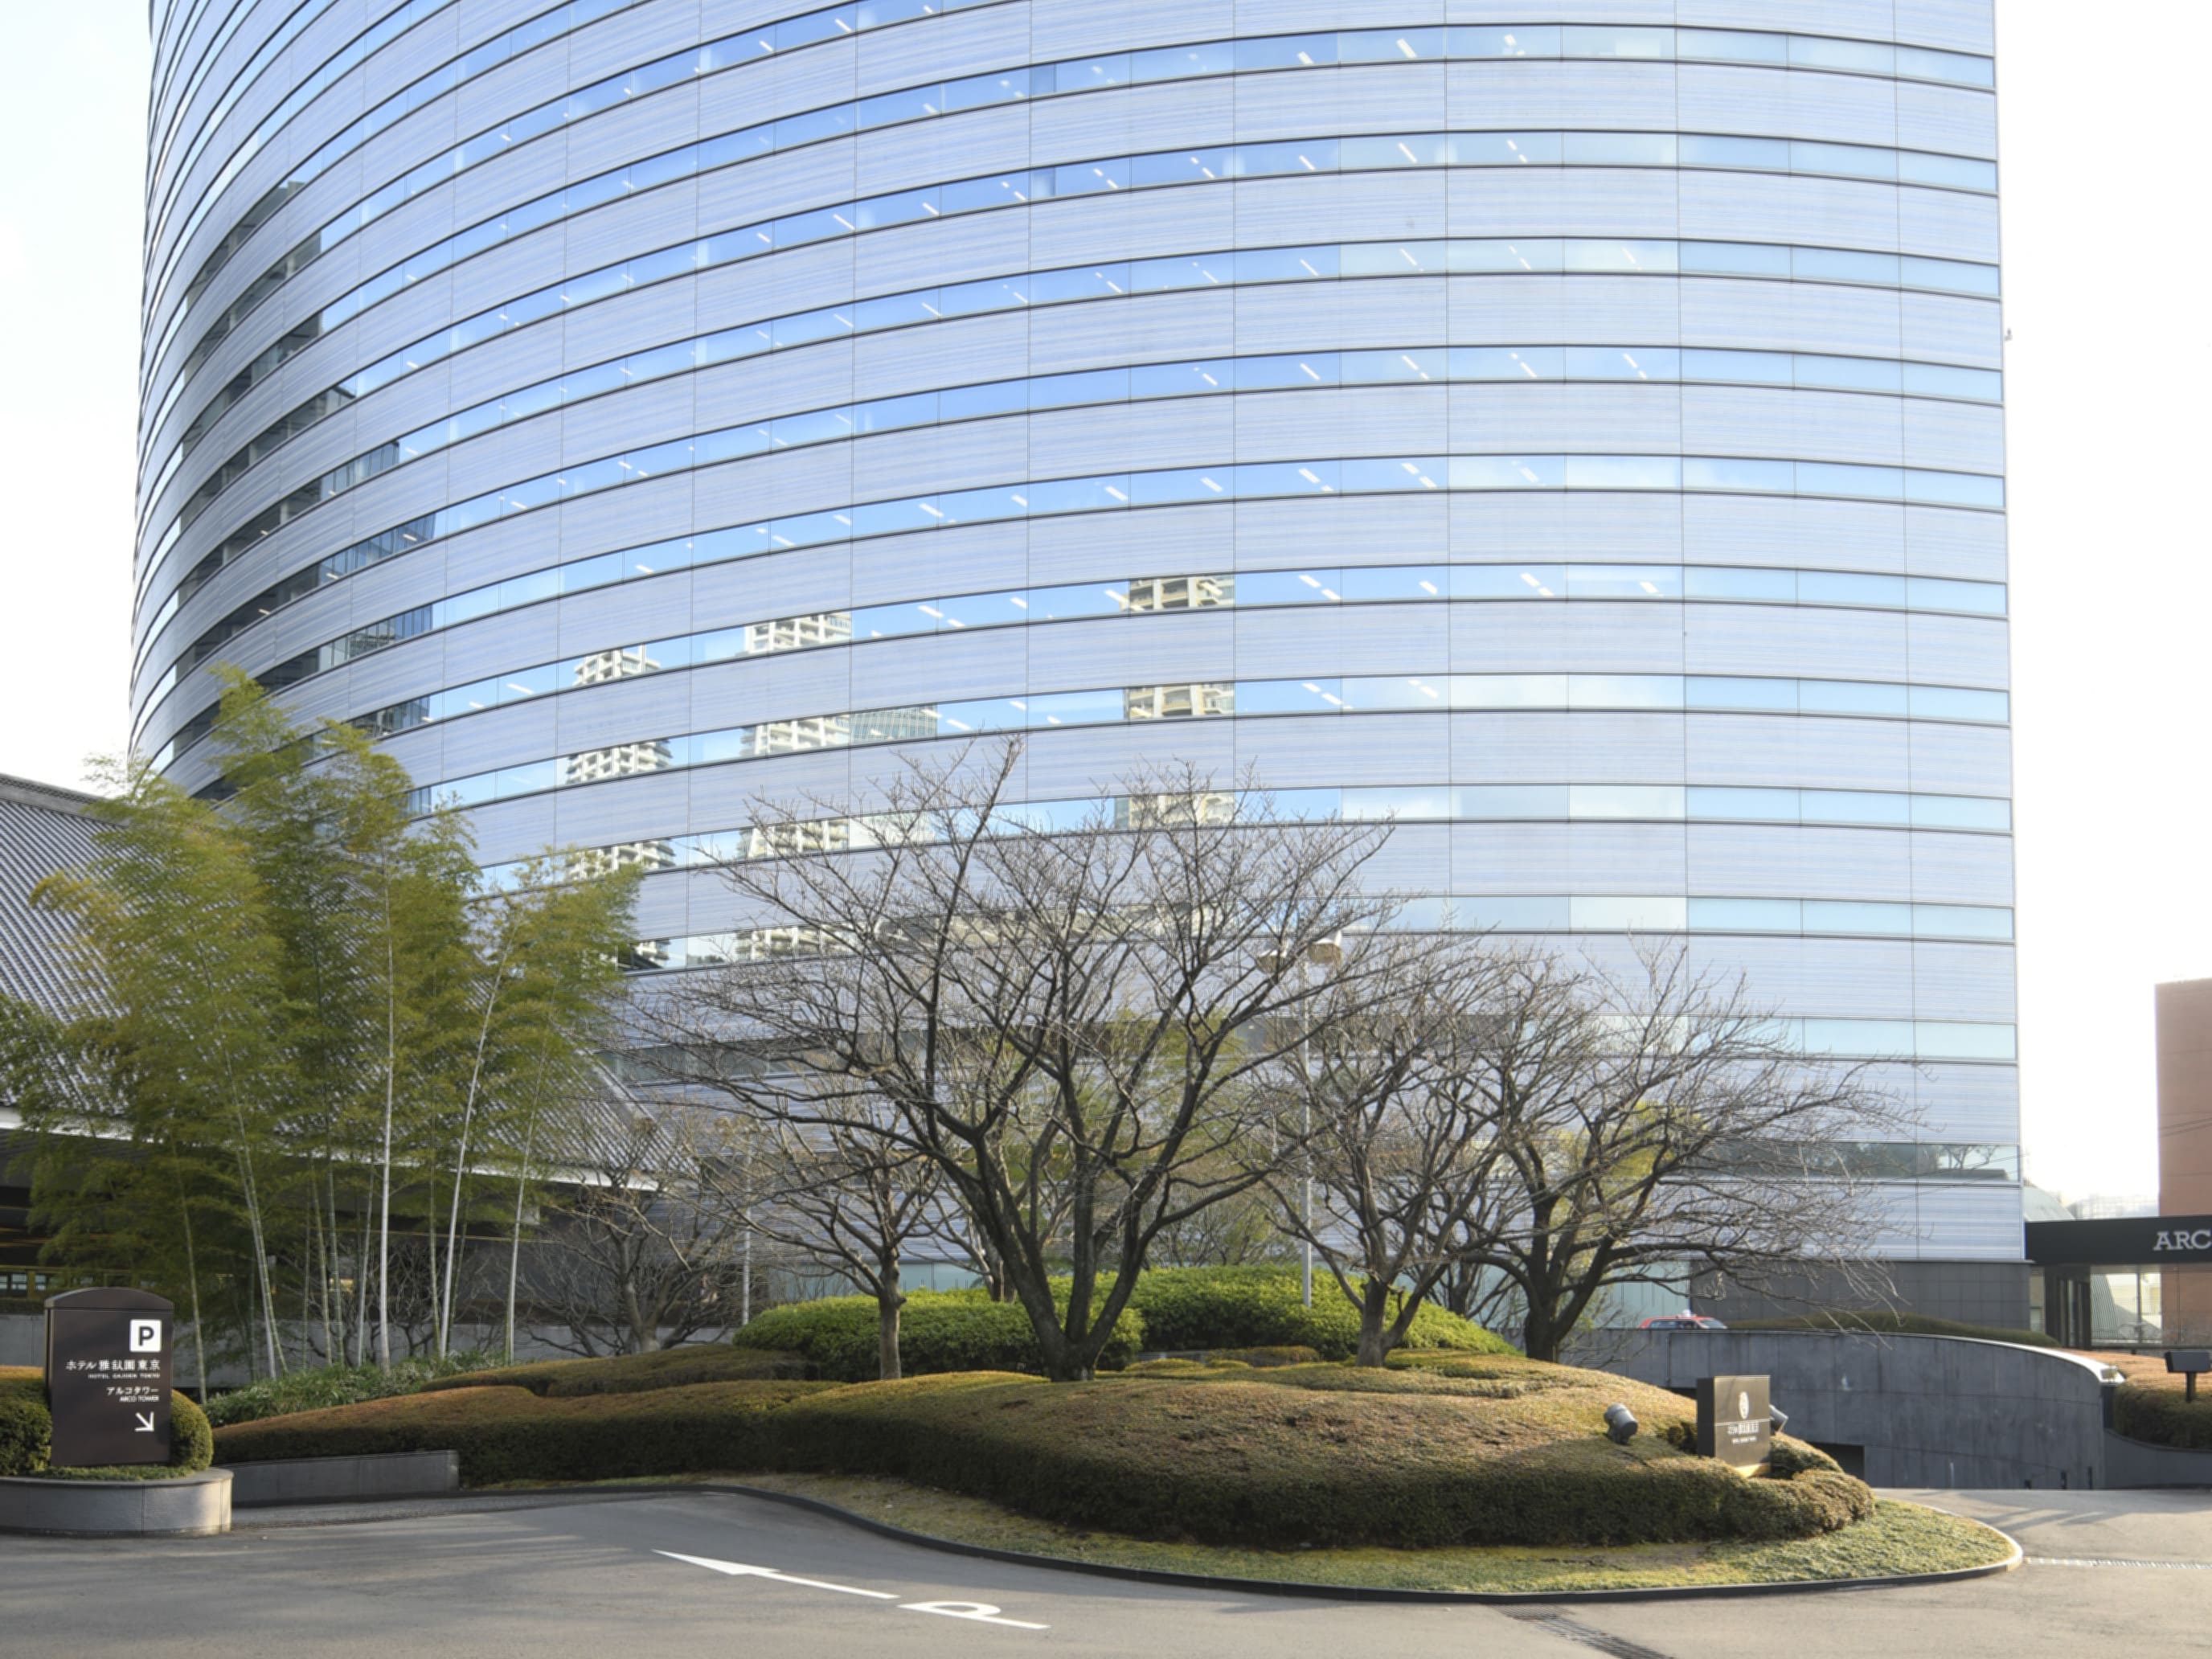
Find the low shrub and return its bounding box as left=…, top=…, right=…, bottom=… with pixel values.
left=204, top=1353, right=1876, bottom=1549
left=2114, top=1383, right=2212, bottom=1451
left=215, top=1379, right=830, bottom=1484
left=1123, top=1268, right=1515, bottom=1358
left=1210, top=1345, right=1321, bottom=1367
left=756, top=1364, right=1866, bottom=1548
left=1765, top=1436, right=1844, bottom=1477
left=731, top=1292, right=1142, bottom=1381
left=0, top=1366, right=214, bottom=1479
left=420, top=1345, right=809, bottom=1397
left=205, top=1353, right=501, bottom=1426
left=1730, top=1310, right=2059, bottom=1349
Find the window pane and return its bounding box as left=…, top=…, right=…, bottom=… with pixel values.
left=1689, top=897, right=1800, bottom=931
left=1688, top=786, right=1798, bottom=821
left=1568, top=564, right=1682, bottom=600
left=1458, top=784, right=1567, bottom=818
left=1571, top=895, right=1687, bottom=930
left=1685, top=566, right=1795, bottom=601
left=1448, top=25, right=1559, bottom=58
left=1568, top=784, right=1684, bottom=818
left=1341, top=565, right=1448, bottom=601
left=1454, top=563, right=1564, bottom=599
left=1456, top=346, right=1561, bottom=381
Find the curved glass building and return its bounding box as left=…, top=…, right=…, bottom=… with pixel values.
left=135, top=2, right=2020, bottom=1314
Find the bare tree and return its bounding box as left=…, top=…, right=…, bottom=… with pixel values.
left=1137, top=1184, right=1292, bottom=1270
left=535, top=1112, right=748, bottom=1355
left=637, top=741, right=1414, bottom=1380
left=1267, top=938, right=1522, bottom=1365
left=1459, top=941, right=1912, bottom=1362
left=693, top=1104, right=949, bottom=1380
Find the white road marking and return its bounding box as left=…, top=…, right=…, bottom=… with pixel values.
left=900, top=1601, right=1049, bottom=1630
left=653, top=1550, right=1050, bottom=1631
left=653, top=1550, right=898, bottom=1597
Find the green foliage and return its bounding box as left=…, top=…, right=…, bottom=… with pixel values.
left=205, top=1351, right=1872, bottom=1547
left=1729, top=1309, right=2060, bottom=1348
left=12, top=675, right=641, bottom=1378
left=420, top=1346, right=809, bottom=1397
left=756, top=1366, right=1866, bottom=1549
left=203, top=1353, right=501, bottom=1426
left=731, top=1292, right=1143, bottom=1382
left=215, top=1381, right=829, bottom=1485
left=2113, top=1383, right=2212, bottom=1450
left=0, top=1368, right=213, bottom=1478
left=0, top=1370, right=49, bottom=1476
left=1765, top=1436, right=1845, bottom=1477
left=1120, top=1267, right=1516, bottom=1358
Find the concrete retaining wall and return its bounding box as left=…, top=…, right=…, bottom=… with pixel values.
left=1575, top=1329, right=2119, bottom=1489
left=2104, top=1432, right=2212, bottom=1488
left=227, top=1450, right=460, bottom=1506
left=0, top=1469, right=231, bottom=1536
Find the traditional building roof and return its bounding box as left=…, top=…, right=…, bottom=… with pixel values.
left=0, top=775, right=100, bottom=1020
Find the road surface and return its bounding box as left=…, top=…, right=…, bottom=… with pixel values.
left=2, top=1485, right=2206, bottom=1657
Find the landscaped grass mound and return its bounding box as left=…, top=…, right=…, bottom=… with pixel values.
left=212, top=1379, right=831, bottom=1484
left=1123, top=1267, right=1516, bottom=1358
left=756, top=1360, right=1866, bottom=1549
left=731, top=1290, right=1143, bottom=1382
left=418, top=1344, right=808, bottom=1397
left=1731, top=1309, right=2059, bottom=1348
left=211, top=1351, right=1870, bottom=1548
left=2091, top=1353, right=2212, bottom=1450
left=206, top=1353, right=502, bottom=1426
left=0, top=1365, right=214, bottom=1480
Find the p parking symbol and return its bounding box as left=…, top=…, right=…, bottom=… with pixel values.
left=129, top=1319, right=163, bottom=1353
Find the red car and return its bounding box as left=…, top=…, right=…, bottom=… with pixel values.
left=1639, top=1312, right=1728, bottom=1331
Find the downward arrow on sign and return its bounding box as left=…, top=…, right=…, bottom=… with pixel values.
left=133, top=1412, right=155, bottom=1432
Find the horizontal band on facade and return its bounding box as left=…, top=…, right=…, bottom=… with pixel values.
left=147, top=0, right=1993, bottom=423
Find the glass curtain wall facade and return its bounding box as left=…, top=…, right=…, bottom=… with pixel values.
left=135, top=0, right=2020, bottom=1296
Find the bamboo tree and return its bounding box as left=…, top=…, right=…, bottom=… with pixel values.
left=13, top=672, right=637, bottom=1375
left=434, top=856, right=638, bottom=1354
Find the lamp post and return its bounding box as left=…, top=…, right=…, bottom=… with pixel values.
left=1257, top=938, right=1342, bottom=1308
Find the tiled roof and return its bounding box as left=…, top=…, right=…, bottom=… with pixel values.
left=0, top=775, right=100, bottom=1019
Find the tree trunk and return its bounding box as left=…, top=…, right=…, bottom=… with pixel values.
left=1354, top=1276, right=1395, bottom=1367
left=875, top=1257, right=905, bottom=1382
left=1521, top=1300, right=1565, bottom=1364
left=504, top=1124, right=534, bottom=1366
left=178, top=1179, right=207, bottom=1402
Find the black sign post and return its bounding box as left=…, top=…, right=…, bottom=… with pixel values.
left=43, top=1288, right=174, bottom=1467
left=1695, top=1374, right=1772, bottom=1475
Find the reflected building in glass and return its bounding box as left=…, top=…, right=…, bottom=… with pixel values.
left=135, top=1, right=2020, bottom=1317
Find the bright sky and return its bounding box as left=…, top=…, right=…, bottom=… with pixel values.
left=0, top=2, right=2202, bottom=1203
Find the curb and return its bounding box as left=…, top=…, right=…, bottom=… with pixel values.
left=683, top=1483, right=2026, bottom=1604
left=221, top=1476, right=2026, bottom=1602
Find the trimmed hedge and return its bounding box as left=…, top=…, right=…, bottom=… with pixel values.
left=215, top=1380, right=830, bottom=1485
left=206, top=1353, right=500, bottom=1426
left=421, top=1345, right=808, bottom=1397
left=753, top=1366, right=1868, bottom=1547
left=2114, top=1384, right=2212, bottom=1451
left=731, top=1292, right=1142, bottom=1381
left=211, top=1353, right=1873, bottom=1547
left=1122, top=1267, right=1516, bottom=1358
left=0, top=1366, right=214, bottom=1479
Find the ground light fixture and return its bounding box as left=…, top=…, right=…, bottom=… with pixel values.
left=1604, top=1403, right=1639, bottom=1444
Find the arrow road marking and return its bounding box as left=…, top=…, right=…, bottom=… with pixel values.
left=900, top=1601, right=1048, bottom=1630
left=654, top=1551, right=898, bottom=1598
left=654, top=1551, right=1048, bottom=1630
left=133, top=1413, right=156, bottom=1432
